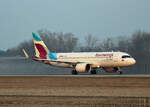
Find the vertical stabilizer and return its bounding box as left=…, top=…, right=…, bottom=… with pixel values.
left=32, top=32, right=50, bottom=59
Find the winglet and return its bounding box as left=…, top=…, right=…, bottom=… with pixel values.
left=22, top=49, right=29, bottom=59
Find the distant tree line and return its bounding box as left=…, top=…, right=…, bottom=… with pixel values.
left=1, top=29, right=150, bottom=73
left=0, top=50, right=6, bottom=57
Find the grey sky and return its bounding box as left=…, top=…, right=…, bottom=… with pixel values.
left=0, top=0, right=150, bottom=50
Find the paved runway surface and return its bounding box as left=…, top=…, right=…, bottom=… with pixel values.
left=0, top=74, right=150, bottom=77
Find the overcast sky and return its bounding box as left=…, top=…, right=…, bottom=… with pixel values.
left=0, top=0, right=150, bottom=50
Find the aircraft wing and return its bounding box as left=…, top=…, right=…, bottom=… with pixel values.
left=33, top=58, right=78, bottom=65
left=33, top=58, right=93, bottom=65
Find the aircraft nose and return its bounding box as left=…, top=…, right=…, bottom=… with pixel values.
left=132, top=58, right=136, bottom=65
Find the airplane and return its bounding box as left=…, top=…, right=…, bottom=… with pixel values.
left=23, top=32, right=136, bottom=75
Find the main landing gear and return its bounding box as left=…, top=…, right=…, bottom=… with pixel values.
left=91, top=69, right=97, bottom=74
left=72, top=70, right=78, bottom=75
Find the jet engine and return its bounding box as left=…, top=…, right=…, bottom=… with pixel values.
left=75, top=63, right=91, bottom=72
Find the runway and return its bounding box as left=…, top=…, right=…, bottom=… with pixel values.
left=0, top=74, right=150, bottom=77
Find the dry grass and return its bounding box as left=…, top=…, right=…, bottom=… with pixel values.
left=0, top=95, right=149, bottom=107
left=0, top=76, right=149, bottom=106
left=0, top=76, right=149, bottom=97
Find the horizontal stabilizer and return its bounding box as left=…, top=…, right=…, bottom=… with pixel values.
left=22, top=49, right=29, bottom=59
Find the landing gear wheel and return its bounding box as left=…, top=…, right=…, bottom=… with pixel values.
left=119, top=71, right=123, bottom=75
left=91, top=70, right=97, bottom=74
left=117, top=67, right=123, bottom=75
left=72, top=70, right=78, bottom=75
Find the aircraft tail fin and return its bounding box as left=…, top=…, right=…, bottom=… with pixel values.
left=32, top=32, right=50, bottom=59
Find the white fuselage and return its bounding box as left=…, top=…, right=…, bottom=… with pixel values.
left=48, top=52, right=136, bottom=68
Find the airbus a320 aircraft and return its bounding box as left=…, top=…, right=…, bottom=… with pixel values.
left=23, top=32, right=136, bottom=75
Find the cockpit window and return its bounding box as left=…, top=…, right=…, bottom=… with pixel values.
left=122, top=55, right=132, bottom=58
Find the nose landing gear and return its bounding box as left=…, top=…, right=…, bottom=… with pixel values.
left=117, top=67, right=123, bottom=74
left=119, top=71, right=123, bottom=74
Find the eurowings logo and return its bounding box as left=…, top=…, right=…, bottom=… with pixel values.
left=35, top=44, right=47, bottom=59
left=96, top=54, right=113, bottom=57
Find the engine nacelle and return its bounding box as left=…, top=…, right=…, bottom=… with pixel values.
left=103, top=67, right=118, bottom=73
left=75, top=63, right=91, bottom=72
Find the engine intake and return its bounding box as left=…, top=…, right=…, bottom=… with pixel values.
left=75, top=63, right=91, bottom=72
